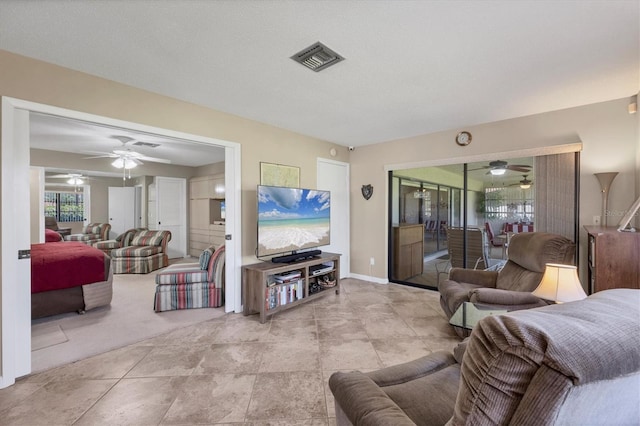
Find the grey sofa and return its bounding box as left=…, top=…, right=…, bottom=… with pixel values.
left=329, top=288, right=640, bottom=425
left=438, top=232, right=575, bottom=336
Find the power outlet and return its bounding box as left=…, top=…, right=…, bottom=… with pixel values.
left=369, top=257, right=375, bottom=266
left=593, top=215, right=601, bottom=226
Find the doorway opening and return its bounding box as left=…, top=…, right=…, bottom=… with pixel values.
left=1, top=97, right=241, bottom=388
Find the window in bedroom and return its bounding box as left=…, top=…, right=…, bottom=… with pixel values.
left=44, top=191, right=85, bottom=222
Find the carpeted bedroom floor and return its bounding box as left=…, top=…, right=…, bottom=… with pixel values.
left=31, top=264, right=226, bottom=372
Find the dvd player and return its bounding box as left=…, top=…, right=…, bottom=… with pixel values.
left=309, top=263, right=333, bottom=276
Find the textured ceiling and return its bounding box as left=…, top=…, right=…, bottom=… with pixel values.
left=1, top=1, right=638, bottom=147
left=30, top=112, right=225, bottom=168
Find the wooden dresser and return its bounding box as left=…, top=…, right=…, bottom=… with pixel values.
left=584, top=226, right=640, bottom=293
left=392, top=224, right=424, bottom=280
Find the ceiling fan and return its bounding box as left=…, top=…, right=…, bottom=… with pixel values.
left=84, top=135, right=171, bottom=169
left=470, top=160, right=532, bottom=176
left=509, top=174, right=534, bottom=189
left=49, top=172, right=90, bottom=185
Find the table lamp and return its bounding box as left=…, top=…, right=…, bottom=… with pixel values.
left=532, top=263, right=587, bottom=303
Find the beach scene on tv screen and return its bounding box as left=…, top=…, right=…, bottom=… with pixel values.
left=258, top=186, right=330, bottom=256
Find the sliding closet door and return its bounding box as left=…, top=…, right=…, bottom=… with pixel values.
left=534, top=152, right=579, bottom=241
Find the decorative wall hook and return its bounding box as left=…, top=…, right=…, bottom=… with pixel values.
left=361, top=184, right=373, bottom=200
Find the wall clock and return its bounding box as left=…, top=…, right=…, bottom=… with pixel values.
left=455, top=131, right=472, bottom=146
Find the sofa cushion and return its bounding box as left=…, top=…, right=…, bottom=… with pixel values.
left=130, top=230, right=166, bottom=247
left=111, top=245, right=163, bottom=258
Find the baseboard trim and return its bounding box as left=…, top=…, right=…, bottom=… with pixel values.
left=348, top=273, right=389, bottom=284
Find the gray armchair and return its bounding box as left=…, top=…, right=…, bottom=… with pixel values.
left=438, top=232, right=575, bottom=335
left=329, top=289, right=640, bottom=426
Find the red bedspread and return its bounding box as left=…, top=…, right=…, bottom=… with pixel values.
left=31, top=242, right=109, bottom=293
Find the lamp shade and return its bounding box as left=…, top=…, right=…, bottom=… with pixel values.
left=532, top=263, right=587, bottom=303
left=490, top=168, right=506, bottom=176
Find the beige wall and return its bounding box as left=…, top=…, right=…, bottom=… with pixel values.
left=1, top=50, right=348, bottom=264
left=193, top=162, right=225, bottom=177
left=2, top=50, right=637, bottom=283
left=350, top=98, right=638, bottom=283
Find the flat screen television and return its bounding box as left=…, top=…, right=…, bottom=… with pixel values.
left=210, top=199, right=225, bottom=222
left=257, top=185, right=331, bottom=258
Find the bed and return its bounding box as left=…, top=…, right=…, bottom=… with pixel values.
left=31, top=240, right=113, bottom=319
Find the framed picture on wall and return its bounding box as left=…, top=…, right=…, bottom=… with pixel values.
left=260, top=162, right=300, bottom=188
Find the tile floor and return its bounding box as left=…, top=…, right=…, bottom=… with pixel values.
left=0, top=278, right=460, bottom=425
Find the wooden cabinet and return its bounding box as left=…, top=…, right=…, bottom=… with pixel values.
left=189, top=175, right=225, bottom=199
left=392, top=224, right=424, bottom=280
left=189, top=174, right=225, bottom=256
left=243, top=253, right=341, bottom=323
left=585, top=226, right=640, bottom=293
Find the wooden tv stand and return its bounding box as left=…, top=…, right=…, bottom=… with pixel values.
left=242, top=252, right=341, bottom=323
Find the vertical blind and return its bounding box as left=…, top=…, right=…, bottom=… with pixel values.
left=534, top=152, right=578, bottom=241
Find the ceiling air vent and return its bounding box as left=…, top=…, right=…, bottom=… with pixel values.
left=291, top=42, right=345, bottom=72
left=133, top=141, right=160, bottom=148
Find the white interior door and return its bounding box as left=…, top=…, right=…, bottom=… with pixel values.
left=317, top=158, right=350, bottom=278
left=156, top=176, right=187, bottom=259
left=1, top=100, right=31, bottom=387
left=108, top=187, right=136, bottom=238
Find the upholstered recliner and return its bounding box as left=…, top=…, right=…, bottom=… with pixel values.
left=64, top=222, right=111, bottom=245
left=110, top=229, right=172, bottom=274
left=329, top=289, right=640, bottom=426
left=154, top=245, right=225, bottom=312
left=438, top=232, right=575, bottom=334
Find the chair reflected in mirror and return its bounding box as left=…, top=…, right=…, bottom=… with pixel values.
left=436, top=227, right=489, bottom=284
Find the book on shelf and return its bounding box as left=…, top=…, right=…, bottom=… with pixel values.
left=266, top=279, right=303, bottom=310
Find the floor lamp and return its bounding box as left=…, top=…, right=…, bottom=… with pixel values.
left=594, top=172, right=618, bottom=227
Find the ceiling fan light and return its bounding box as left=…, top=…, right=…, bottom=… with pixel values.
left=124, top=158, right=137, bottom=169
left=112, top=158, right=125, bottom=169
left=520, top=183, right=531, bottom=189
left=490, top=168, right=506, bottom=176
left=67, top=177, right=84, bottom=185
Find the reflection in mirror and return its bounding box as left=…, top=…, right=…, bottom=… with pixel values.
left=390, top=156, right=534, bottom=289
